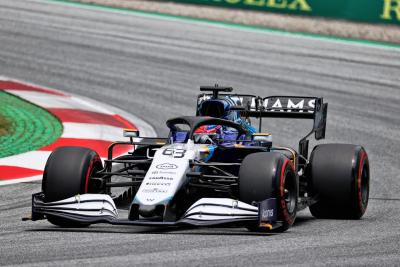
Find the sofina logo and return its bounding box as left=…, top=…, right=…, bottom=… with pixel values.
left=156, top=163, right=178, bottom=170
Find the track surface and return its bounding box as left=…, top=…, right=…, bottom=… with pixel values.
left=1, top=0, right=400, bottom=265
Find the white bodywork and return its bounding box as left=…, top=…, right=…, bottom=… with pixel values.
left=33, top=194, right=258, bottom=222
left=183, top=198, right=258, bottom=221
left=33, top=194, right=118, bottom=218
left=133, top=140, right=209, bottom=206
left=32, top=140, right=265, bottom=225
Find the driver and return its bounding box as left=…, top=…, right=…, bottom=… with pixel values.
left=195, top=97, right=256, bottom=144
left=194, top=124, right=238, bottom=144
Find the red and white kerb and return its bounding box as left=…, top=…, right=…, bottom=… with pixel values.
left=0, top=78, right=153, bottom=185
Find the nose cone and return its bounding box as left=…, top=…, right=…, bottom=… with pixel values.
left=137, top=204, right=165, bottom=218
left=138, top=204, right=156, bottom=217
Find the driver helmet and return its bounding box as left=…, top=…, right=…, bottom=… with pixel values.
left=197, top=97, right=256, bottom=135
left=198, top=97, right=239, bottom=120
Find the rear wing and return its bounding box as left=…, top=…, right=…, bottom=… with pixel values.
left=196, top=93, right=327, bottom=141
left=196, top=85, right=328, bottom=159
left=242, top=96, right=328, bottom=141
left=197, top=89, right=328, bottom=160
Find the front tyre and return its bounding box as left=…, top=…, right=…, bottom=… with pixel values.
left=239, top=152, right=298, bottom=232
left=42, top=146, right=103, bottom=227
left=309, top=144, right=370, bottom=219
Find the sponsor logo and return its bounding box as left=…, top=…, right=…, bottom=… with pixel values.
left=148, top=176, right=174, bottom=181
left=142, top=188, right=168, bottom=193
left=258, top=198, right=277, bottom=223
left=261, top=209, right=274, bottom=220
left=160, top=170, right=177, bottom=175
left=151, top=170, right=177, bottom=175
left=263, top=98, right=315, bottom=113
left=200, top=95, right=315, bottom=113
left=381, top=0, right=400, bottom=21
left=199, top=0, right=312, bottom=12
left=240, top=0, right=312, bottom=12
left=156, top=163, right=178, bottom=170
left=145, top=182, right=171, bottom=186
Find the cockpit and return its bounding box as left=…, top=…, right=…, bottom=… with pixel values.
left=167, top=116, right=249, bottom=145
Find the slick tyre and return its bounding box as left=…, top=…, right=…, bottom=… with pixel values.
left=309, top=144, right=370, bottom=219
left=42, top=146, right=103, bottom=227
left=239, top=152, right=298, bottom=232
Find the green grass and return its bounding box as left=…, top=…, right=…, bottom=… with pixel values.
left=0, top=91, right=63, bottom=158
left=0, top=115, right=11, bottom=136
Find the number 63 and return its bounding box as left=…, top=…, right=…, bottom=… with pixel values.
left=162, top=148, right=186, bottom=158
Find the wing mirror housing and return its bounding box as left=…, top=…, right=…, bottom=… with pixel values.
left=123, top=128, right=140, bottom=138
left=252, top=133, right=272, bottom=148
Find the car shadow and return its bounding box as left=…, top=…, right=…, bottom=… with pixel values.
left=25, top=216, right=315, bottom=236
left=26, top=226, right=276, bottom=236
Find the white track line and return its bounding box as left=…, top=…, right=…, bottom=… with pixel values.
left=62, top=123, right=127, bottom=141
left=0, top=151, right=52, bottom=170
left=0, top=175, right=43, bottom=186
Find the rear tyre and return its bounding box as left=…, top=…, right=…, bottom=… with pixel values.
left=239, top=152, right=298, bottom=232
left=309, top=144, right=369, bottom=219
left=42, top=146, right=103, bottom=227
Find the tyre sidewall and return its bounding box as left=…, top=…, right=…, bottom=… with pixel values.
left=239, top=152, right=297, bottom=231
left=309, top=144, right=370, bottom=219
left=43, top=147, right=102, bottom=202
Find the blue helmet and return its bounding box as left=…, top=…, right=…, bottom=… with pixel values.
left=198, top=97, right=239, bottom=120
left=198, top=97, right=256, bottom=134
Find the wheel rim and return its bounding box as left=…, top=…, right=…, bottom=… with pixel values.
left=360, top=163, right=369, bottom=206
left=87, top=159, right=103, bottom=193
left=284, top=171, right=296, bottom=214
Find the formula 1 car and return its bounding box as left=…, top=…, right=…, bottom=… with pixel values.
left=26, top=86, right=370, bottom=232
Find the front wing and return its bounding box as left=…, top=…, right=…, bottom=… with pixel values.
left=29, top=193, right=281, bottom=230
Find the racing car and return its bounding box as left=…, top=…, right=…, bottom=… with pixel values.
left=26, top=86, right=370, bottom=232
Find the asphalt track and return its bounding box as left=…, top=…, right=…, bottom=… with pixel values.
left=1, top=0, right=400, bottom=266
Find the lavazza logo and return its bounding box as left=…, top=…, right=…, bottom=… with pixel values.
left=156, top=163, right=178, bottom=170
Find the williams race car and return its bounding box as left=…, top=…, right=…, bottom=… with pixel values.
left=26, top=86, right=370, bottom=232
